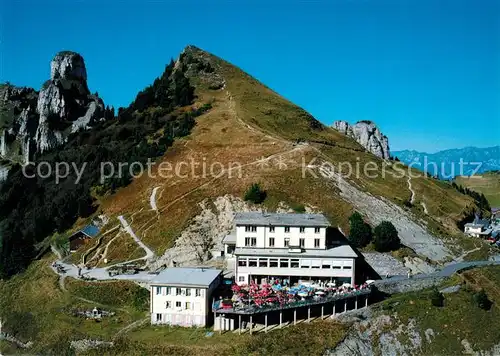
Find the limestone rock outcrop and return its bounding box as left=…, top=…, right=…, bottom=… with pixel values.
left=0, top=51, right=108, bottom=164
left=333, top=120, right=390, bottom=159
left=35, top=51, right=106, bottom=153
left=0, top=85, right=39, bottom=164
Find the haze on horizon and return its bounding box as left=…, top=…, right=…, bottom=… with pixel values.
left=1, top=0, right=498, bottom=153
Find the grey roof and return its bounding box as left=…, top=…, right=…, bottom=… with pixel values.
left=465, top=223, right=488, bottom=228
left=465, top=223, right=481, bottom=227
left=234, top=212, right=330, bottom=227
left=223, top=231, right=236, bottom=244
left=151, top=268, right=222, bottom=287
left=235, top=244, right=357, bottom=258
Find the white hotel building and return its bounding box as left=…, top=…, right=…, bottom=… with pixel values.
left=223, top=212, right=358, bottom=286
left=150, top=267, right=222, bottom=327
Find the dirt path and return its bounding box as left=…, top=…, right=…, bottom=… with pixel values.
left=95, top=231, right=122, bottom=266
left=135, top=145, right=306, bottom=237
left=312, top=151, right=452, bottom=262
left=118, top=215, right=155, bottom=260
left=113, top=317, right=149, bottom=339
left=150, top=187, right=160, bottom=211
left=226, top=90, right=288, bottom=145
left=407, top=176, right=416, bottom=204
left=82, top=225, right=120, bottom=265
left=454, top=246, right=481, bottom=262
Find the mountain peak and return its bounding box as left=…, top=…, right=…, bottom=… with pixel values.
left=332, top=120, right=390, bottom=159
left=50, top=51, right=87, bottom=82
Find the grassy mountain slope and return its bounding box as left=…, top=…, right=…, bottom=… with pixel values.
left=0, top=45, right=489, bottom=355
left=90, top=45, right=475, bottom=261
left=455, top=172, right=500, bottom=207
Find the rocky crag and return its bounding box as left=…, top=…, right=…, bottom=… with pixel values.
left=333, top=120, right=390, bottom=159
left=0, top=51, right=111, bottom=167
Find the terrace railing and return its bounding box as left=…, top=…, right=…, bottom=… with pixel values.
left=213, top=286, right=372, bottom=315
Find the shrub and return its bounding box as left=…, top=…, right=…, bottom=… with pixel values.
left=348, top=212, right=372, bottom=248
left=244, top=183, right=267, bottom=204
left=373, top=221, right=400, bottom=252
left=473, top=289, right=492, bottom=310
left=133, top=287, right=150, bottom=311
left=430, top=288, right=444, bottom=307
left=291, top=203, right=306, bottom=213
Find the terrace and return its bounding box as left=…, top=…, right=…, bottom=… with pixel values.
left=213, top=280, right=372, bottom=315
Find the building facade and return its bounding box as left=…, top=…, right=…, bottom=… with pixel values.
left=150, top=268, right=222, bottom=327
left=68, top=224, right=100, bottom=252
left=225, top=212, right=357, bottom=286
left=464, top=216, right=491, bottom=238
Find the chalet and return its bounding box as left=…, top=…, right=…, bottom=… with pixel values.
left=69, top=224, right=100, bottom=252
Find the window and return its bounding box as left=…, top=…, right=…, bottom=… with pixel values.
left=285, top=226, right=290, bottom=233
left=315, top=227, right=321, bottom=233
left=181, top=288, right=186, bottom=296
left=314, top=238, right=320, bottom=248
left=269, top=226, right=275, bottom=232
left=245, top=237, right=257, bottom=247
left=322, top=263, right=331, bottom=269
left=259, top=258, right=268, bottom=267
left=176, top=288, right=181, bottom=296
left=343, top=266, right=352, bottom=270
left=195, top=288, right=201, bottom=297
left=248, top=258, right=257, bottom=267
left=186, top=288, right=191, bottom=296
left=238, top=276, right=245, bottom=282
left=245, top=225, right=257, bottom=232
left=176, top=301, right=182, bottom=308
left=311, top=260, right=321, bottom=269
left=332, top=266, right=341, bottom=269
left=299, top=227, right=305, bottom=233
left=269, top=237, right=275, bottom=247
left=284, top=238, right=290, bottom=247
left=156, top=286, right=162, bottom=295
left=299, top=238, right=305, bottom=247
left=280, top=259, right=289, bottom=268
left=291, top=259, right=299, bottom=268
left=166, top=287, right=171, bottom=295
left=186, top=302, right=191, bottom=310
left=269, top=259, right=278, bottom=267
left=156, top=313, right=162, bottom=322
left=238, top=259, right=247, bottom=267
left=165, top=301, right=171, bottom=309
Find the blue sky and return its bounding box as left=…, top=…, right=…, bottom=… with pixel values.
left=1, top=0, right=499, bottom=152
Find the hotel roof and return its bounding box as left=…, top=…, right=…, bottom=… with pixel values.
left=151, top=267, right=222, bottom=288
left=234, top=212, right=330, bottom=227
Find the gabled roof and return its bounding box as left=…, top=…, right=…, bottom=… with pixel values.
left=234, top=212, right=330, bottom=227
left=81, top=224, right=100, bottom=238
left=151, top=267, right=222, bottom=288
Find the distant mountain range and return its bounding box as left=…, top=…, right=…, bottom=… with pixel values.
left=393, top=146, right=500, bottom=178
